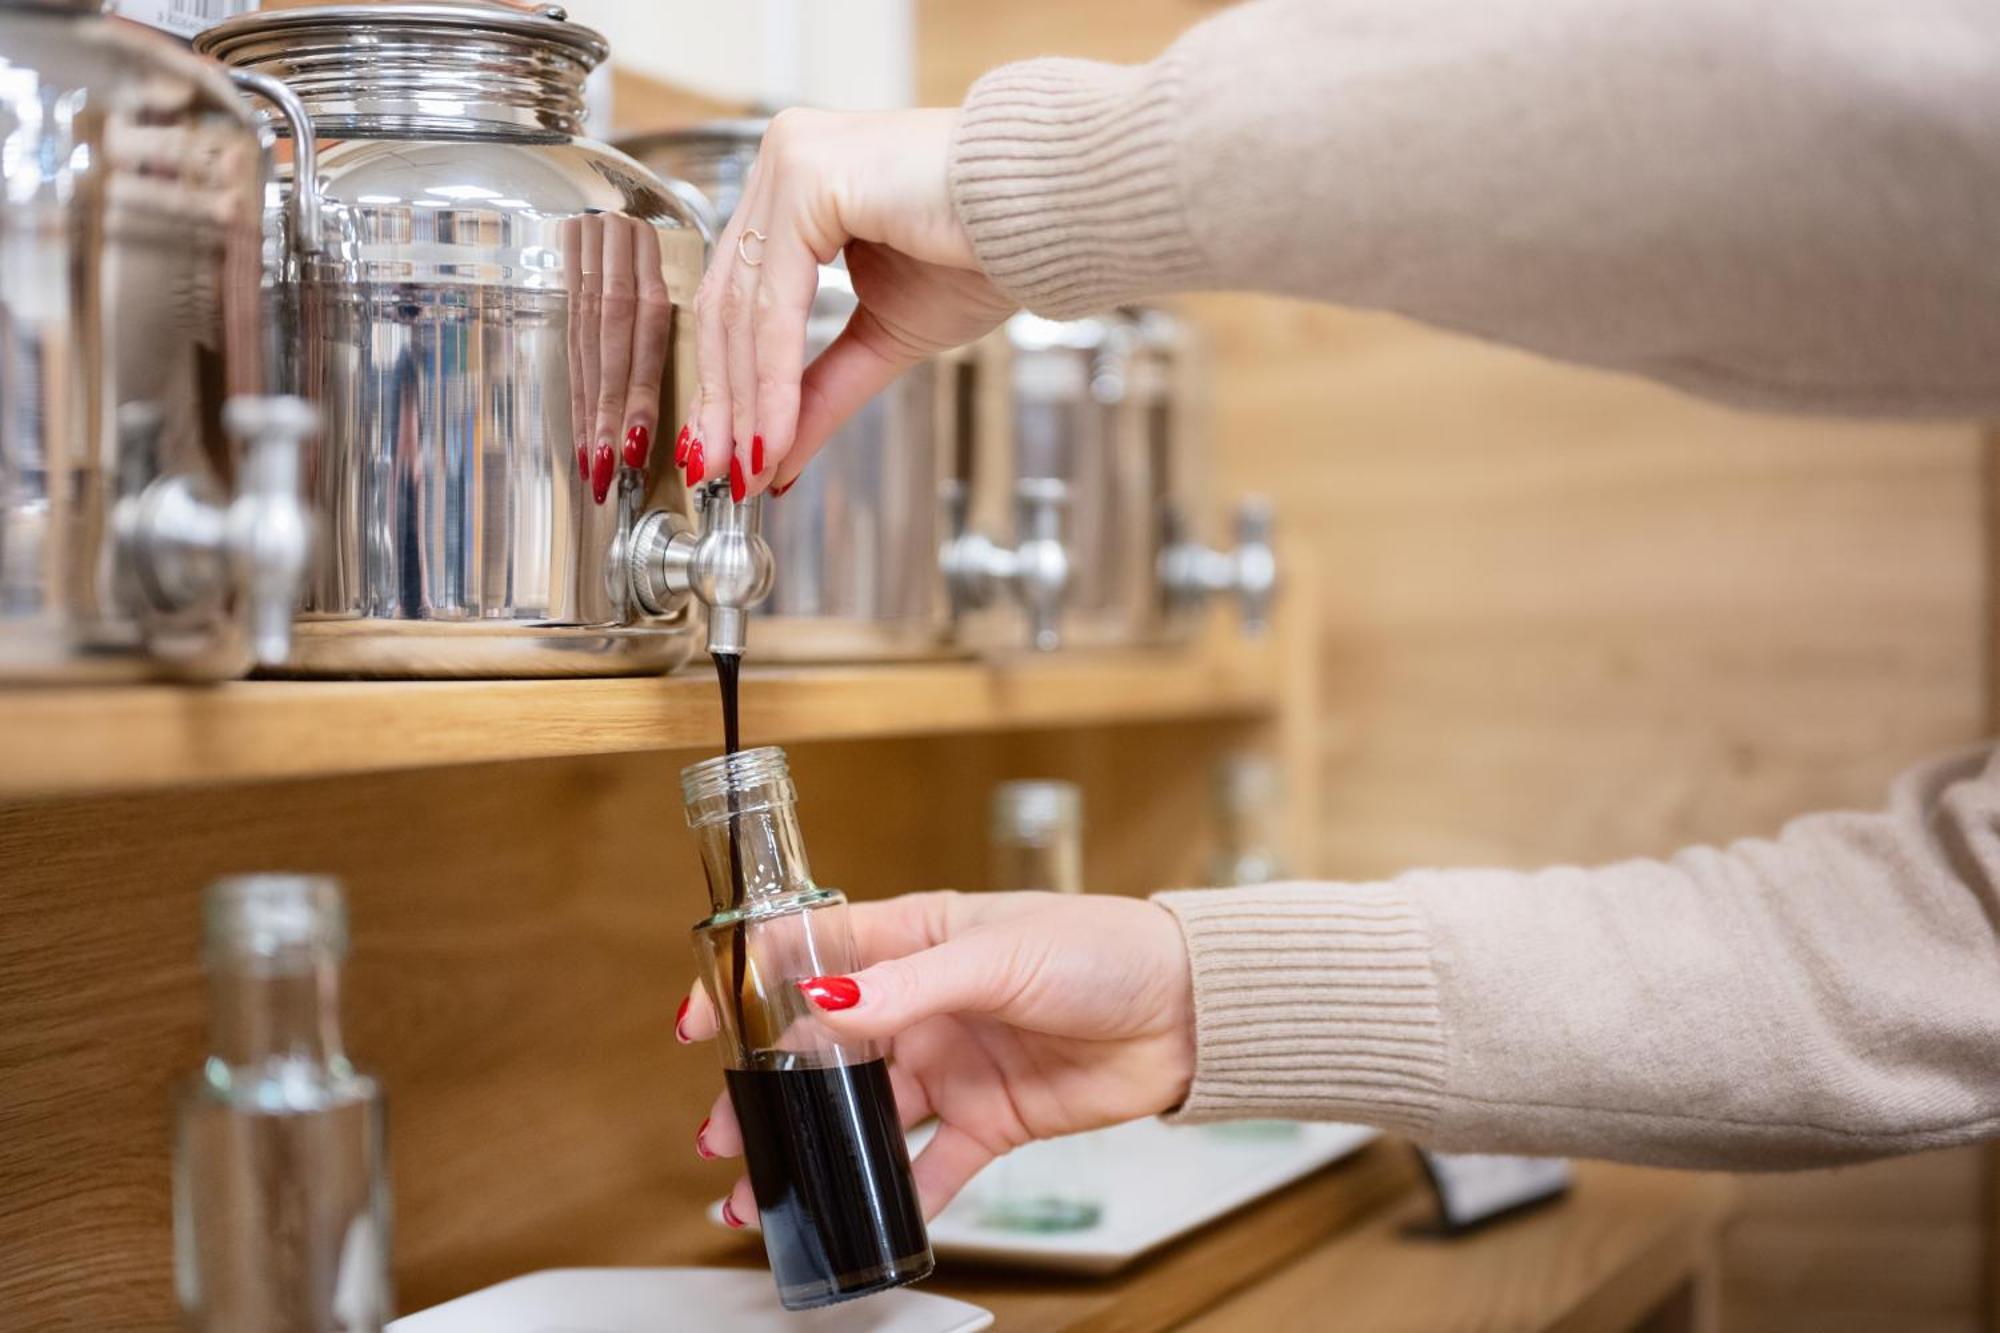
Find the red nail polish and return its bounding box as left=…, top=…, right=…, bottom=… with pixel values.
left=797, top=976, right=860, bottom=1011
left=687, top=441, right=704, bottom=484
left=591, top=441, right=615, bottom=504
left=751, top=434, right=765, bottom=475
left=729, top=453, right=746, bottom=504
left=721, top=1197, right=745, bottom=1229
left=623, top=424, right=650, bottom=469
left=696, top=1117, right=717, bottom=1159
left=674, top=996, right=690, bottom=1043
left=575, top=440, right=588, bottom=482
left=772, top=478, right=793, bottom=498
left=674, top=424, right=692, bottom=467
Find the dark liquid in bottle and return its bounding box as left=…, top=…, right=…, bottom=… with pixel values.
left=725, top=1058, right=933, bottom=1308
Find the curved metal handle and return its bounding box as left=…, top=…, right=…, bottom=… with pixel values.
left=661, top=178, right=721, bottom=248
left=941, top=478, right=1071, bottom=652
left=225, top=67, right=322, bottom=260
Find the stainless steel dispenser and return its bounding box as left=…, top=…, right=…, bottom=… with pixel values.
left=198, top=3, right=709, bottom=677
left=0, top=1, right=316, bottom=683
left=1135, top=309, right=1279, bottom=636
left=618, top=120, right=961, bottom=662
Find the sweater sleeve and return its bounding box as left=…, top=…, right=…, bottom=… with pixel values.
left=1153, top=745, right=2000, bottom=1170
left=950, top=0, right=2000, bottom=417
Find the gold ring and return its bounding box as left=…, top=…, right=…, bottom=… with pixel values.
left=736, top=228, right=766, bottom=267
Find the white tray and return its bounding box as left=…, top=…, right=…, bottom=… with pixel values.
left=387, top=1267, right=993, bottom=1333
left=713, top=1119, right=1378, bottom=1275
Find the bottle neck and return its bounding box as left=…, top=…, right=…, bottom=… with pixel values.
left=695, top=799, right=815, bottom=915
left=992, top=833, right=1083, bottom=895
left=1216, top=799, right=1287, bottom=886
left=205, top=952, right=349, bottom=1074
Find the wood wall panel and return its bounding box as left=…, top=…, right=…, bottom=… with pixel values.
left=916, top=6, right=1992, bottom=1332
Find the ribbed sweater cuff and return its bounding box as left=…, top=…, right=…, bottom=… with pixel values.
left=951, top=55, right=1210, bottom=318
left=1152, top=883, right=1447, bottom=1133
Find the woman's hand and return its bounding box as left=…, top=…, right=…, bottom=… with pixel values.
left=675, top=108, right=1017, bottom=500
left=676, top=890, right=1195, bottom=1223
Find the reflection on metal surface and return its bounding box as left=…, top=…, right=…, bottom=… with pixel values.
left=0, top=6, right=309, bottom=682
left=199, top=4, right=707, bottom=676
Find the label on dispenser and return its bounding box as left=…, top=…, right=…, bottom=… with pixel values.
left=110, top=0, right=259, bottom=40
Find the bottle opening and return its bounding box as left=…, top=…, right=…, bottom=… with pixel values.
left=203, top=874, right=347, bottom=968
left=682, top=745, right=793, bottom=820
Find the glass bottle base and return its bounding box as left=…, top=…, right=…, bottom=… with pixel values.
left=776, top=1248, right=936, bottom=1311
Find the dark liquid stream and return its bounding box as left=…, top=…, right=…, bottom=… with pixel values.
left=726, top=1059, right=932, bottom=1307
left=713, top=651, right=748, bottom=1038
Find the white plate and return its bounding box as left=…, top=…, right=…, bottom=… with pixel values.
left=713, top=1120, right=1378, bottom=1275
left=386, top=1267, right=993, bottom=1333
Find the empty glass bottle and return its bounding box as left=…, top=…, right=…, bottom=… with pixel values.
left=683, top=746, right=933, bottom=1309
left=978, top=780, right=1106, bottom=1232
left=174, top=875, right=392, bottom=1333
left=1212, top=752, right=1288, bottom=886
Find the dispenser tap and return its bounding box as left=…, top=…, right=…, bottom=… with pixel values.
left=941, top=477, right=1071, bottom=652
left=118, top=395, right=318, bottom=667
left=1161, top=496, right=1279, bottom=634
left=629, top=479, right=774, bottom=655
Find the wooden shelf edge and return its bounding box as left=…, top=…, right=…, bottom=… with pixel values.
left=0, top=640, right=1281, bottom=799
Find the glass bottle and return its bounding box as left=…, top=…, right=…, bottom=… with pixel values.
left=1212, top=752, right=1288, bottom=886
left=683, top=746, right=933, bottom=1310
left=174, top=875, right=392, bottom=1333
left=978, top=780, right=1105, bottom=1232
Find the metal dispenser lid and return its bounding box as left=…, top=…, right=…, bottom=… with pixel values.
left=195, top=3, right=609, bottom=139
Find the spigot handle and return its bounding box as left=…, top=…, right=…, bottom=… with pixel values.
left=223, top=396, right=317, bottom=668
left=1231, top=495, right=1279, bottom=635
left=1014, top=477, right=1070, bottom=652
left=628, top=481, right=773, bottom=656
left=226, top=67, right=322, bottom=261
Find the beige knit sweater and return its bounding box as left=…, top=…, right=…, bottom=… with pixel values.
left=949, top=0, right=2000, bottom=1169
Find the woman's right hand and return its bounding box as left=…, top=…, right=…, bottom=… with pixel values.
left=676, top=890, right=1196, bottom=1223
left=677, top=108, right=1017, bottom=499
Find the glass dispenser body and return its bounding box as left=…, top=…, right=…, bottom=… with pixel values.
left=682, top=748, right=933, bottom=1309
left=174, top=875, right=391, bottom=1333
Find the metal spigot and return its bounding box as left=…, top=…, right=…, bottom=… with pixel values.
left=117, top=395, right=318, bottom=667
left=941, top=477, right=1071, bottom=652
left=1161, top=496, right=1279, bottom=634
left=629, top=479, right=774, bottom=655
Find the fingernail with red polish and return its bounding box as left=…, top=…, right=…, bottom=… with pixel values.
left=729, top=453, right=746, bottom=504
left=674, top=996, right=690, bottom=1043
left=751, top=434, right=765, bottom=475
left=575, top=440, right=588, bottom=483
left=591, top=441, right=615, bottom=504
left=797, top=976, right=860, bottom=1011
left=687, top=441, right=704, bottom=485
left=623, top=424, right=650, bottom=469
left=772, top=478, right=793, bottom=498
left=720, top=1197, right=746, bottom=1229
left=674, top=424, right=692, bottom=467
left=696, top=1117, right=717, bottom=1159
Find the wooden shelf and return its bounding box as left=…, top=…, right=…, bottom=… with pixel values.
left=0, top=637, right=1281, bottom=799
